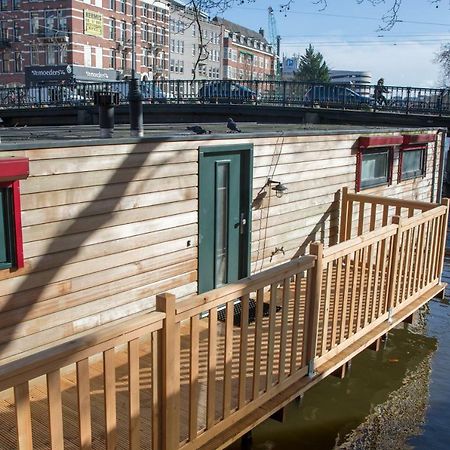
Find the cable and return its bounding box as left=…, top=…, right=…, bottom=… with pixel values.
left=236, top=6, right=450, bottom=28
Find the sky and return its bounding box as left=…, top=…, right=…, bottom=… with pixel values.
left=219, top=0, right=450, bottom=87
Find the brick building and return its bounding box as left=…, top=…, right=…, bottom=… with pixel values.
left=0, top=0, right=169, bottom=86
left=212, top=17, right=274, bottom=81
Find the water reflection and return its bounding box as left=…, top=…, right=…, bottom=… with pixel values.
left=228, top=301, right=449, bottom=450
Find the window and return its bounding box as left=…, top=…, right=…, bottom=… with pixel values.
left=0, top=21, right=7, bottom=41
left=13, top=21, right=20, bottom=41
left=0, top=158, right=29, bottom=271
left=398, top=134, right=434, bottom=182
left=109, top=18, right=116, bottom=40
left=360, top=148, right=390, bottom=189
left=46, top=44, right=57, bottom=65
left=84, top=44, right=91, bottom=66
left=14, top=52, right=22, bottom=72
left=0, top=187, right=14, bottom=270
left=109, top=0, right=115, bottom=10
left=141, top=22, right=148, bottom=41
left=120, top=20, right=126, bottom=42
left=0, top=53, right=8, bottom=73
left=357, top=136, right=403, bottom=191
left=400, top=148, right=425, bottom=180
left=0, top=0, right=8, bottom=11
left=30, top=45, right=39, bottom=65
left=119, top=0, right=125, bottom=14
left=110, top=48, right=116, bottom=68
left=95, top=47, right=102, bottom=68
left=30, top=13, right=40, bottom=35
left=12, top=0, right=20, bottom=9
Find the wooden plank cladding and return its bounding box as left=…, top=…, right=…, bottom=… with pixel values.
left=0, top=129, right=443, bottom=364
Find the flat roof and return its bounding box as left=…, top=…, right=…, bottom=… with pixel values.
left=0, top=123, right=441, bottom=151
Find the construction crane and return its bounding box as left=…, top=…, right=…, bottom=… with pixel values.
left=268, top=6, right=281, bottom=80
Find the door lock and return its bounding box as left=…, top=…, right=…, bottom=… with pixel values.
left=240, top=213, right=247, bottom=235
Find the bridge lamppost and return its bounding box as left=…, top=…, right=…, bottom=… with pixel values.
left=128, top=0, right=143, bottom=137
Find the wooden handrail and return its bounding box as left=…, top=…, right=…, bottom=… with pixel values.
left=0, top=311, right=165, bottom=392
left=323, top=224, right=398, bottom=262
left=398, top=205, right=447, bottom=231
left=175, top=255, right=316, bottom=321
left=346, top=191, right=439, bottom=211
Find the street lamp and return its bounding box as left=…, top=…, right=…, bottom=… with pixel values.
left=128, top=0, right=143, bottom=137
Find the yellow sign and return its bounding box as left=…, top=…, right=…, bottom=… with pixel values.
left=84, top=10, right=103, bottom=37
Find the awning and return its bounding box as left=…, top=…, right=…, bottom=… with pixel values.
left=0, top=158, right=29, bottom=183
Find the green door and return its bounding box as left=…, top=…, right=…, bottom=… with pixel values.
left=199, top=145, right=252, bottom=293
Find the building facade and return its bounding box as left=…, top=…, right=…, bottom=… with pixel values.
left=169, top=0, right=222, bottom=84
left=329, top=70, right=372, bottom=86
left=0, top=0, right=169, bottom=86
left=212, top=17, right=274, bottom=81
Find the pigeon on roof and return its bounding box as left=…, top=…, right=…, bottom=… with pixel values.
left=227, top=118, right=241, bottom=133
left=186, top=125, right=211, bottom=135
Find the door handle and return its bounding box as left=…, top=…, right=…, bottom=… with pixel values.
left=240, top=213, right=247, bottom=235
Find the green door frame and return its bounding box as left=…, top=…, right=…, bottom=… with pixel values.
left=198, top=144, right=253, bottom=294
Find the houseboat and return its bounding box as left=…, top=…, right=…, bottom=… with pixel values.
left=0, top=124, right=447, bottom=449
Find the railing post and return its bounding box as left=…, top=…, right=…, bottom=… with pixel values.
left=387, top=216, right=402, bottom=320
left=306, top=242, right=323, bottom=377
left=339, top=187, right=349, bottom=243
left=405, top=87, right=411, bottom=115
left=156, top=293, right=180, bottom=450
left=438, top=198, right=449, bottom=282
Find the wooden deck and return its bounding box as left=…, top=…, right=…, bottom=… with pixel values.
left=0, top=191, right=448, bottom=450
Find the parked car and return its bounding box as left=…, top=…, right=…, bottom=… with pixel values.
left=303, top=85, right=373, bottom=107
left=20, top=86, right=86, bottom=107
left=109, top=82, right=167, bottom=104
left=198, top=81, right=258, bottom=103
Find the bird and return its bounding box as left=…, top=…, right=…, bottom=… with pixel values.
left=186, top=125, right=210, bottom=135
left=227, top=117, right=241, bottom=133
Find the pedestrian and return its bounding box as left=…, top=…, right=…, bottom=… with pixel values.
left=374, top=78, right=389, bottom=107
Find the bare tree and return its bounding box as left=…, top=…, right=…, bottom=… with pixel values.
left=186, top=0, right=445, bottom=31
left=181, top=0, right=445, bottom=80
left=436, top=43, right=450, bottom=86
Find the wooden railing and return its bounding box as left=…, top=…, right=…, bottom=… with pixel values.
left=0, top=191, right=448, bottom=450
left=0, top=312, right=165, bottom=450
left=340, top=187, right=441, bottom=241
left=169, top=256, right=316, bottom=449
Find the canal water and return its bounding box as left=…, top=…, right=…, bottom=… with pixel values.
left=228, top=262, right=450, bottom=450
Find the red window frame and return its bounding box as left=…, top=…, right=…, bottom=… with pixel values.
left=356, top=136, right=403, bottom=192
left=0, top=158, right=29, bottom=270
left=398, top=134, right=435, bottom=183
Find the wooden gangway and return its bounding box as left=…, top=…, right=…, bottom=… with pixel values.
left=0, top=190, right=448, bottom=450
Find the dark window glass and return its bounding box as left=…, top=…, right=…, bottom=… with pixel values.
left=0, top=187, right=13, bottom=270
left=361, top=148, right=389, bottom=189
left=402, top=149, right=425, bottom=180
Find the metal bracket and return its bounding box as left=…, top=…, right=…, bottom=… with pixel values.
left=388, top=308, right=393, bottom=323
left=307, top=359, right=315, bottom=378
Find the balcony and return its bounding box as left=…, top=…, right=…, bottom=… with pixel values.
left=36, top=27, right=69, bottom=43
left=0, top=190, right=447, bottom=450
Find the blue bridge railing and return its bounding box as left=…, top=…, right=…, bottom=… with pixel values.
left=0, top=80, right=449, bottom=116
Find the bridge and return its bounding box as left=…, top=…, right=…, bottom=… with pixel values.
left=1, top=80, right=449, bottom=129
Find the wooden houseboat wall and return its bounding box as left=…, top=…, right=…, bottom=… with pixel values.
left=0, top=128, right=444, bottom=364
